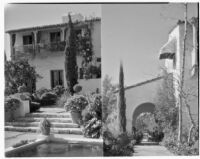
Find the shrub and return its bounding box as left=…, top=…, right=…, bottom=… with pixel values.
left=82, top=94, right=102, bottom=138
left=5, top=59, right=40, bottom=95
left=149, top=128, right=164, bottom=142
left=133, top=130, right=143, bottom=144
left=36, top=87, right=49, bottom=99
left=56, top=91, right=71, bottom=107
left=40, top=92, right=57, bottom=106
left=53, top=85, right=65, bottom=97
left=30, top=102, right=40, bottom=113
left=18, top=84, right=27, bottom=93
left=5, top=97, right=21, bottom=122
left=64, top=95, right=88, bottom=112
left=103, top=130, right=134, bottom=156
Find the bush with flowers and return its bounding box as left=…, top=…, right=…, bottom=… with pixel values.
left=64, top=95, right=88, bottom=113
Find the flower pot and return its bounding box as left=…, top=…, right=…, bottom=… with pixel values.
left=70, top=111, right=83, bottom=126
left=41, top=126, right=51, bottom=135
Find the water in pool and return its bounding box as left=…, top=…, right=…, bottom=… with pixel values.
left=17, top=142, right=103, bottom=157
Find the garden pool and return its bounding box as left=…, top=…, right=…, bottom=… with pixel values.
left=9, top=142, right=103, bottom=157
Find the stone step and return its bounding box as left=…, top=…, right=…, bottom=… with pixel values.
left=5, top=122, right=79, bottom=128
left=16, top=117, right=73, bottom=123
left=139, top=141, right=159, bottom=145
left=5, top=126, right=82, bottom=135
left=25, top=112, right=71, bottom=118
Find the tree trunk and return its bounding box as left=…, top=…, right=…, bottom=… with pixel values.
left=178, top=3, right=187, bottom=146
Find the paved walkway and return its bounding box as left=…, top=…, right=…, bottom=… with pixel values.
left=134, top=145, right=174, bottom=156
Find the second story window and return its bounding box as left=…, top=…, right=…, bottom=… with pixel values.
left=23, top=35, right=33, bottom=45
left=50, top=32, right=61, bottom=43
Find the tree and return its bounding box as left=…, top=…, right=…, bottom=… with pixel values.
left=102, top=75, right=117, bottom=123
left=64, top=13, right=78, bottom=95
left=155, top=68, right=198, bottom=145
left=154, top=70, right=178, bottom=133
left=118, top=62, right=126, bottom=133
left=5, top=59, right=40, bottom=95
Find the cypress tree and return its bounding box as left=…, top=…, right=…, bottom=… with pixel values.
left=64, top=13, right=78, bottom=95
left=118, top=62, right=126, bottom=133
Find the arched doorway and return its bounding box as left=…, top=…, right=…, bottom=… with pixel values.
left=132, top=102, right=155, bottom=129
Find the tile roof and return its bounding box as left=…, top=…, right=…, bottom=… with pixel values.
left=6, top=18, right=100, bottom=33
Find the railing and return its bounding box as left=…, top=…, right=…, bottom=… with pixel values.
left=13, top=41, right=67, bottom=59
left=38, top=41, right=66, bottom=52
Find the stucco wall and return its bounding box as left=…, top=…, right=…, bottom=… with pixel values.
left=165, top=23, right=198, bottom=130
left=114, top=78, right=163, bottom=133
left=12, top=20, right=101, bottom=94
left=91, top=21, right=101, bottom=58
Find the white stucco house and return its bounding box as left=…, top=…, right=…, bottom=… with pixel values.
left=6, top=16, right=101, bottom=93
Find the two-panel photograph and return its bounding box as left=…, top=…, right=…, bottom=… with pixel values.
left=3, top=1, right=199, bottom=157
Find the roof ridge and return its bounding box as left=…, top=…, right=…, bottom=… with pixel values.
left=6, top=18, right=101, bottom=33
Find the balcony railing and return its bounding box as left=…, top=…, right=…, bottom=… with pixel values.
left=14, top=41, right=67, bottom=59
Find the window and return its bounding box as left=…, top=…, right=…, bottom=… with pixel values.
left=23, top=35, right=33, bottom=45
left=50, top=32, right=61, bottom=43
left=79, top=68, right=83, bottom=79
left=96, top=57, right=101, bottom=62
left=173, top=54, right=176, bottom=69
left=75, top=29, right=82, bottom=39
left=50, top=70, right=64, bottom=89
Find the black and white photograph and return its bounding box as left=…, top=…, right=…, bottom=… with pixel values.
left=3, top=1, right=199, bottom=157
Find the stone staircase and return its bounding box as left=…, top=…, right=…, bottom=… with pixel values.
left=5, top=111, right=83, bottom=135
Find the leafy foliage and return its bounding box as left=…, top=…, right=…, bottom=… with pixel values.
left=155, top=72, right=198, bottom=155
left=5, top=59, right=40, bottom=95
left=40, top=92, right=57, bottom=106
left=82, top=94, right=102, bottom=138
left=5, top=97, right=20, bottom=113
left=102, top=75, right=117, bottom=123
left=103, top=131, right=134, bottom=156
left=52, top=85, right=65, bottom=97
left=154, top=73, right=178, bottom=132
left=64, top=95, right=88, bottom=112
left=56, top=91, right=71, bottom=107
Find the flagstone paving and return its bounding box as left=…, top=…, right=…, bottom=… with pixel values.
left=134, top=144, right=174, bottom=156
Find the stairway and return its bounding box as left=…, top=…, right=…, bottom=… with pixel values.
left=5, top=111, right=83, bottom=135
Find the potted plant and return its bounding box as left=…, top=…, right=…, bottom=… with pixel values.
left=64, top=95, right=88, bottom=125
left=39, top=118, right=51, bottom=135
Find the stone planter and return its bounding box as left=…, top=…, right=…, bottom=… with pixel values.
left=70, top=111, right=83, bottom=126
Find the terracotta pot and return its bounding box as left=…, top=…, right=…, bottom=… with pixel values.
left=70, top=111, right=83, bottom=126
left=41, top=126, right=51, bottom=135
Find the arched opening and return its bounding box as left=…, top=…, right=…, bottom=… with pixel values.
left=132, top=103, right=164, bottom=143
left=132, top=102, right=155, bottom=128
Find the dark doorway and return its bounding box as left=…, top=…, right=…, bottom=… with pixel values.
left=50, top=70, right=64, bottom=89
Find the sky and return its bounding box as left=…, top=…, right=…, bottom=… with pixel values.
left=102, top=3, right=198, bottom=86
left=4, top=3, right=198, bottom=87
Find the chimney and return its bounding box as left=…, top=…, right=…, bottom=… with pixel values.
left=62, top=13, right=84, bottom=23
